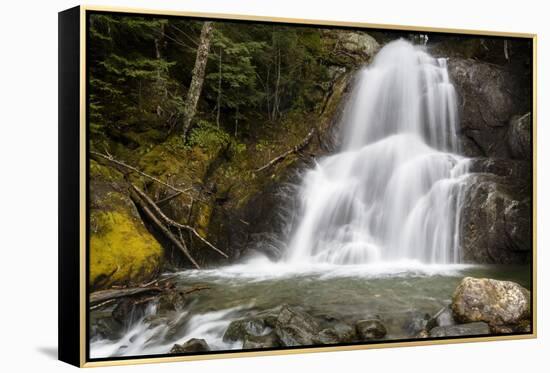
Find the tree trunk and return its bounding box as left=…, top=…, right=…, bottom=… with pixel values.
left=272, top=47, right=281, bottom=121
left=155, top=22, right=167, bottom=116
left=182, top=21, right=214, bottom=139
left=216, top=47, right=222, bottom=127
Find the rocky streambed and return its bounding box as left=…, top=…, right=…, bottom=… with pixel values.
left=89, top=263, right=531, bottom=358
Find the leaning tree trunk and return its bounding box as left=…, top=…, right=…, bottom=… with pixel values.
left=182, top=21, right=214, bottom=139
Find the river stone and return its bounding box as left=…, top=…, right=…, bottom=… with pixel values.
left=111, top=298, right=146, bottom=326
left=90, top=311, right=123, bottom=340
left=157, top=290, right=186, bottom=313
left=170, top=338, right=210, bottom=353
left=404, top=311, right=431, bottom=336
left=426, top=306, right=456, bottom=331
left=429, top=322, right=490, bottom=337
left=275, top=305, right=320, bottom=346
left=243, top=331, right=280, bottom=349
left=355, top=319, right=387, bottom=340
left=315, top=329, right=341, bottom=345
left=452, top=277, right=531, bottom=328
left=332, top=323, right=357, bottom=342
left=223, top=318, right=267, bottom=343
left=508, top=113, right=532, bottom=160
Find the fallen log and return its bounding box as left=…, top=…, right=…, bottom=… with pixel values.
left=89, top=283, right=210, bottom=309
left=90, top=286, right=163, bottom=307
left=255, top=127, right=315, bottom=172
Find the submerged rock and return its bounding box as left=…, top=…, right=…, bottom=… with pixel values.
left=452, top=277, right=531, bottom=330
left=157, top=290, right=186, bottom=314
left=170, top=338, right=210, bottom=353
left=90, top=310, right=124, bottom=340
left=243, top=332, right=280, bottom=349
left=426, top=306, right=456, bottom=331
left=275, top=305, right=321, bottom=346
left=429, top=322, right=490, bottom=337
left=314, top=328, right=341, bottom=345
left=355, top=319, right=387, bottom=340
left=404, top=311, right=431, bottom=336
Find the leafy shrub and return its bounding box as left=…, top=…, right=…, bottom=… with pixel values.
left=188, top=120, right=230, bottom=151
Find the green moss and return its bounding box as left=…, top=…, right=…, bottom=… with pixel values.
left=195, top=204, right=213, bottom=236
left=90, top=210, right=163, bottom=289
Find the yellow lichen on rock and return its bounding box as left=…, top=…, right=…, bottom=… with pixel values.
left=89, top=159, right=163, bottom=290
left=90, top=210, right=163, bottom=289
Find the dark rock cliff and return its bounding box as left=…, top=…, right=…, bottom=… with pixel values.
left=432, top=37, right=533, bottom=264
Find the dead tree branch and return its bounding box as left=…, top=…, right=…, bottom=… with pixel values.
left=131, top=184, right=229, bottom=259
left=130, top=188, right=202, bottom=269
left=255, top=128, right=316, bottom=172
left=90, top=151, right=193, bottom=196
left=156, top=191, right=183, bottom=205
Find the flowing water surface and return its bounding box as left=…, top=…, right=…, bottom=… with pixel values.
left=90, top=260, right=530, bottom=358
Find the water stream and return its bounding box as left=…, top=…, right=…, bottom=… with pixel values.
left=286, top=39, right=467, bottom=265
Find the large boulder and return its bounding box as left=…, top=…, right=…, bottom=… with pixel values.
left=452, top=277, right=531, bottom=331
left=446, top=58, right=530, bottom=158
left=460, top=173, right=531, bottom=264
left=429, top=322, right=490, bottom=338
left=89, top=160, right=163, bottom=290
left=321, top=30, right=380, bottom=67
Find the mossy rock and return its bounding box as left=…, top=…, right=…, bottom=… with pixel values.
left=89, top=160, right=163, bottom=290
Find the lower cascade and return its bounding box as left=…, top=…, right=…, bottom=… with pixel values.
left=285, top=40, right=470, bottom=265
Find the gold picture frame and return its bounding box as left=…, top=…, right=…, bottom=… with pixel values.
left=58, top=5, right=537, bottom=367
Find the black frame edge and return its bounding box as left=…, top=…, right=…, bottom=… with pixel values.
left=58, top=5, right=82, bottom=367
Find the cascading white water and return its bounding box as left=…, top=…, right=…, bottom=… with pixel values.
left=285, top=39, right=469, bottom=265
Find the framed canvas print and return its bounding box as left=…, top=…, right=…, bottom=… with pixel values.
left=58, top=5, right=537, bottom=367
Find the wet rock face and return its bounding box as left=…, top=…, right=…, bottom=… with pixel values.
left=243, top=332, right=280, bottom=349
left=446, top=57, right=531, bottom=158
left=452, top=277, right=531, bottom=330
left=429, top=322, right=490, bottom=337
left=223, top=318, right=268, bottom=343
left=222, top=305, right=361, bottom=348
left=355, top=319, right=387, bottom=340
left=170, top=338, right=210, bottom=353
left=460, top=173, right=531, bottom=264
left=508, top=113, right=532, bottom=160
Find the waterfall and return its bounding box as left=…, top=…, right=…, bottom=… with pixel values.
left=285, top=39, right=469, bottom=265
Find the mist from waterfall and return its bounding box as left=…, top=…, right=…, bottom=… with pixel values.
left=285, top=39, right=469, bottom=265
